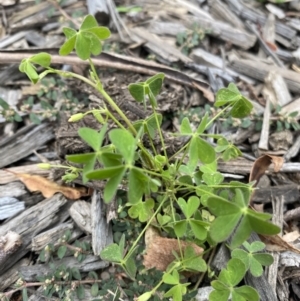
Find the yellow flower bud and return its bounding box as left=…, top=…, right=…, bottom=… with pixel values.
left=68, top=113, right=84, bottom=122
left=37, top=163, right=52, bottom=169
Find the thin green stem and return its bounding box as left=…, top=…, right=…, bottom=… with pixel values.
left=169, top=105, right=231, bottom=163
left=206, top=104, right=231, bottom=128
left=175, top=139, right=191, bottom=171
left=88, top=58, right=102, bottom=86
left=134, top=166, right=169, bottom=180
left=98, top=88, right=137, bottom=135
left=123, top=195, right=168, bottom=262
left=52, top=66, right=137, bottom=135
left=89, top=58, right=136, bottom=134
left=149, top=97, right=169, bottom=167
left=168, top=140, right=189, bottom=162
left=105, top=110, right=127, bottom=130
left=145, top=129, right=159, bottom=157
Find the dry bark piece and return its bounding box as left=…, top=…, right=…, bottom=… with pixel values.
left=0, top=194, right=69, bottom=274
left=0, top=197, right=25, bottom=220
left=143, top=227, right=203, bottom=271
left=69, top=201, right=92, bottom=233
left=249, top=154, right=284, bottom=185
left=0, top=123, right=54, bottom=169
left=260, top=234, right=300, bottom=255
left=0, top=162, right=59, bottom=185
left=269, top=130, right=293, bottom=151
left=91, top=191, right=113, bottom=255
left=31, top=222, right=81, bottom=252
left=265, top=71, right=291, bottom=106
left=3, top=169, right=89, bottom=200
left=258, top=97, right=270, bottom=150
left=0, top=231, right=22, bottom=265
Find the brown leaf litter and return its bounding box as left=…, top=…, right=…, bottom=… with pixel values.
left=3, top=169, right=89, bottom=200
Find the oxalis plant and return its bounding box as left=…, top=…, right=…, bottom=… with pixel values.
left=18, top=15, right=280, bottom=301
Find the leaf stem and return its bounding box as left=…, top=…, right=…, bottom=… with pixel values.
left=123, top=195, right=168, bottom=262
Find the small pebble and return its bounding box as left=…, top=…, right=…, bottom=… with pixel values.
left=100, top=271, right=111, bottom=280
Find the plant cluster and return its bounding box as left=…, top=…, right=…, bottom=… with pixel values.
left=177, top=102, right=299, bottom=134
left=11, top=14, right=281, bottom=301
left=176, top=25, right=207, bottom=56
left=0, top=76, right=89, bottom=124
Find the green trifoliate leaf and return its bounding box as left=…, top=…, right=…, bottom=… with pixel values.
left=230, top=96, right=253, bottom=118
left=100, top=152, right=123, bottom=167
left=80, top=14, right=98, bottom=30
left=211, top=280, right=228, bottom=291
left=209, top=287, right=230, bottom=301
left=128, top=199, right=154, bottom=222
left=100, top=243, right=123, bottom=262
left=128, top=83, right=145, bottom=102
left=87, top=27, right=111, bottom=39
left=146, top=73, right=164, bottom=96
left=128, top=168, right=150, bottom=204
left=202, top=172, right=224, bottom=185
left=248, top=241, right=266, bottom=253
left=249, top=257, right=263, bottom=277
left=59, top=15, right=111, bottom=60
left=157, top=214, right=171, bottom=226
left=215, top=88, right=241, bottom=107
left=63, top=27, right=77, bottom=39
left=103, top=169, right=126, bottom=203
left=195, top=137, right=216, bottom=164
left=190, top=220, right=207, bottom=240
left=87, top=165, right=125, bottom=180
left=163, top=270, right=180, bottom=285
left=219, top=258, right=246, bottom=286
left=180, top=117, right=193, bottom=134
left=20, top=60, right=39, bottom=83
left=109, top=129, right=136, bottom=164
left=183, top=246, right=207, bottom=272
left=75, top=32, right=93, bottom=60
left=232, top=249, right=250, bottom=268
left=174, top=220, right=187, bottom=237
left=253, top=253, right=274, bottom=266
left=78, top=125, right=106, bottom=151
left=215, top=137, right=229, bottom=152
left=233, top=286, right=259, bottom=301
left=186, top=196, right=200, bottom=218
left=247, top=211, right=280, bottom=236
left=82, top=154, right=97, bottom=183
left=30, top=52, right=51, bottom=68
left=177, top=197, right=188, bottom=217
left=196, top=112, right=209, bottom=134
left=124, top=253, right=137, bottom=279
left=227, top=82, right=240, bottom=94
left=146, top=113, right=162, bottom=139
left=207, top=196, right=241, bottom=243
left=67, top=153, right=98, bottom=164
left=59, top=35, right=76, bottom=56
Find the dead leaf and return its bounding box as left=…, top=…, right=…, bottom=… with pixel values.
left=192, top=81, right=214, bottom=102
left=265, top=41, right=278, bottom=52
left=249, top=154, right=284, bottom=185
left=143, top=227, right=203, bottom=271
left=282, top=230, right=300, bottom=243
left=3, top=169, right=89, bottom=200
left=252, top=202, right=265, bottom=213
left=260, top=233, right=300, bottom=254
